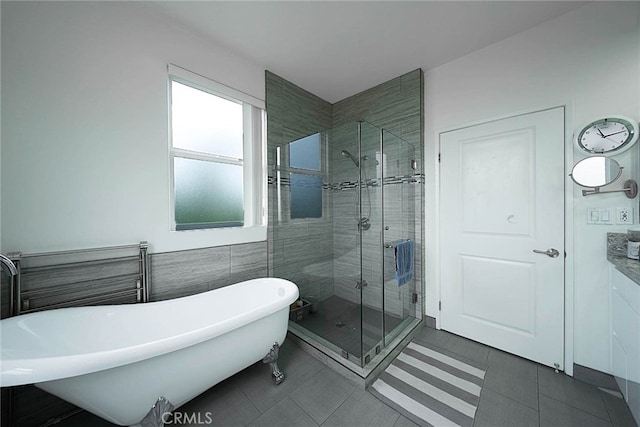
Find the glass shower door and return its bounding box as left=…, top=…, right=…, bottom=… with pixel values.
left=329, top=121, right=363, bottom=363
left=270, top=120, right=419, bottom=371
left=381, top=129, right=418, bottom=343
left=358, top=121, right=384, bottom=365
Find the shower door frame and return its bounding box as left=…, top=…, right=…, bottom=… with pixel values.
left=273, top=120, right=423, bottom=378
left=359, top=121, right=421, bottom=368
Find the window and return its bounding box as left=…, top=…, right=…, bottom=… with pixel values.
left=288, top=133, right=323, bottom=219
left=168, top=64, right=265, bottom=231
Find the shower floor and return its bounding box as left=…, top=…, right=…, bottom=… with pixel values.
left=293, top=295, right=403, bottom=358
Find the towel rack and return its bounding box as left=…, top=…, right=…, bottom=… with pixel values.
left=6, top=242, right=150, bottom=316
left=384, top=239, right=411, bottom=249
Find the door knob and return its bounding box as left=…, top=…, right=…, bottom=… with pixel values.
left=533, top=248, right=560, bottom=258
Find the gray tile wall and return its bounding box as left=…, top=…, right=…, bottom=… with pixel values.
left=266, top=69, right=424, bottom=320
left=330, top=70, right=424, bottom=319
left=1, top=242, right=268, bottom=316
left=333, top=70, right=423, bottom=145
left=1, top=274, right=9, bottom=319
left=150, top=241, right=268, bottom=301
left=265, top=71, right=335, bottom=302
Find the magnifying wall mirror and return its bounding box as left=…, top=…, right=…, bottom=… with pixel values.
left=570, top=156, right=637, bottom=198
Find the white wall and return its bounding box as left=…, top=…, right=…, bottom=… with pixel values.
left=424, top=1, right=640, bottom=373
left=1, top=2, right=266, bottom=254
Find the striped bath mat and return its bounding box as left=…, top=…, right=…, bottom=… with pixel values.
left=369, top=341, right=486, bottom=427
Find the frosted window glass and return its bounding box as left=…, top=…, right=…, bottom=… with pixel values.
left=174, top=157, right=244, bottom=229
left=290, top=174, right=322, bottom=219
left=290, top=133, right=320, bottom=171
left=171, top=81, right=243, bottom=159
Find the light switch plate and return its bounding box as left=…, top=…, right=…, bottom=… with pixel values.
left=587, top=208, right=615, bottom=225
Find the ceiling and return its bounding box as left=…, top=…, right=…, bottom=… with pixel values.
left=141, top=1, right=588, bottom=103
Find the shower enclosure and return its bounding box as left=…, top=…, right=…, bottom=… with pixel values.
left=270, top=120, right=422, bottom=375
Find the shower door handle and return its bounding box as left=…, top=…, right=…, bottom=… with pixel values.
left=533, top=248, right=559, bottom=258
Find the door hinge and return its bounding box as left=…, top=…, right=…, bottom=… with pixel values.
left=438, top=153, right=441, bottom=163
left=439, top=301, right=442, bottom=311
left=412, top=293, right=418, bottom=304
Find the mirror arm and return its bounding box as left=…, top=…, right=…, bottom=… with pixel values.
left=581, top=179, right=638, bottom=199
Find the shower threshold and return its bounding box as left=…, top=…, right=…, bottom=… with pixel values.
left=287, top=308, right=422, bottom=384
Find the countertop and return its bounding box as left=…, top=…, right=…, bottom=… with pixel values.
left=608, top=254, right=640, bottom=286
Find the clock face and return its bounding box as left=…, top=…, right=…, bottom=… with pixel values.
left=576, top=116, right=638, bottom=154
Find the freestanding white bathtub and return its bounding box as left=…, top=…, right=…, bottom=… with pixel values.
left=0, top=277, right=299, bottom=426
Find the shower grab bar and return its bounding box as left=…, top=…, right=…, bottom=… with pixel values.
left=384, top=239, right=411, bottom=249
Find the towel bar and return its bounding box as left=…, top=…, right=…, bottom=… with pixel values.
left=384, top=239, right=411, bottom=249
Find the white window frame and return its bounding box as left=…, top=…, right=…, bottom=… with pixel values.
left=167, top=64, right=266, bottom=232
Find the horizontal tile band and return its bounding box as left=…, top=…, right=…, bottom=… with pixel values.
left=267, top=173, right=425, bottom=188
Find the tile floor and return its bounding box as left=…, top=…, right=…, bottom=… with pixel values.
left=60, top=327, right=637, bottom=427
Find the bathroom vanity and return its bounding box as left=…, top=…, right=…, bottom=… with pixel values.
left=608, top=251, right=640, bottom=426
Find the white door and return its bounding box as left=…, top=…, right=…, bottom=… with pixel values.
left=439, top=107, right=565, bottom=370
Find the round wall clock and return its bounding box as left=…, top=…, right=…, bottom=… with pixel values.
left=575, top=115, right=639, bottom=155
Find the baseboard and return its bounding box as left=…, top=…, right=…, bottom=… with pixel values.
left=573, top=364, right=620, bottom=391
left=424, top=315, right=436, bottom=329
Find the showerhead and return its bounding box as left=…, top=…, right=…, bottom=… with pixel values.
left=340, top=150, right=360, bottom=167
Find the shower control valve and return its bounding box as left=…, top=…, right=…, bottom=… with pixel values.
left=358, top=218, right=371, bottom=231
left=355, top=279, right=368, bottom=289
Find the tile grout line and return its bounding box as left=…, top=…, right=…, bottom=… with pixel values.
left=236, top=377, right=267, bottom=423
left=287, top=396, right=322, bottom=426
left=540, top=394, right=614, bottom=424
left=288, top=367, right=349, bottom=426
left=389, top=412, right=403, bottom=427
left=481, top=379, right=539, bottom=412
left=597, top=387, right=617, bottom=426
left=537, top=382, right=612, bottom=423
left=471, top=348, right=492, bottom=427
left=469, top=347, right=543, bottom=426
left=471, top=373, right=482, bottom=427
left=316, top=387, right=358, bottom=427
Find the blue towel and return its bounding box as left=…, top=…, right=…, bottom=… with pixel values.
left=395, top=239, right=414, bottom=287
